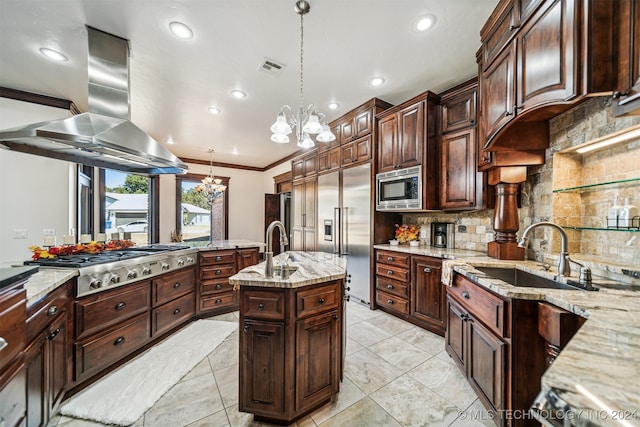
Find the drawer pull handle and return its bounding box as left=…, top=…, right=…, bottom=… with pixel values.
left=215, top=256, right=222, bottom=261
left=258, top=304, right=264, bottom=311
left=173, top=308, right=181, bottom=315
left=215, top=299, right=222, bottom=304
left=173, top=282, right=181, bottom=289
left=114, top=337, right=125, bottom=346
left=423, top=267, right=431, bottom=273
left=0, top=337, right=7, bottom=352
left=48, top=328, right=61, bottom=340
left=387, top=284, right=393, bottom=290
left=319, top=298, right=326, bottom=305
left=215, top=284, right=222, bottom=290
left=461, top=291, right=470, bottom=299
left=387, top=299, right=394, bottom=305
left=215, top=270, right=223, bottom=275
left=333, top=314, right=339, bottom=320
left=387, top=257, right=394, bottom=261
left=115, top=302, right=126, bottom=310
left=243, top=324, right=250, bottom=332
left=387, top=270, right=393, bottom=275
left=48, top=305, right=58, bottom=316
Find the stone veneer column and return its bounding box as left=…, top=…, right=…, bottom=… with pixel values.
left=487, top=166, right=527, bottom=260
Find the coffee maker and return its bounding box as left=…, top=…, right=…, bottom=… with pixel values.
left=431, top=222, right=455, bottom=248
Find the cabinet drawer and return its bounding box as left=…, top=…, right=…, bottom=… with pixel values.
left=242, top=290, right=285, bottom=320
left=376, top=250, right=410, bottom=268
left=75, top=281, right=150, bottom=339
left=200, top=265, right=235, bottom=280
left=0, top=361, right=26, bottom=427
left=376, top=290, right=409, bottom=315
left=0, top=289, right=26, bottom=372
left=26, top=283, right=70, bottom=342
left=201, top=278, right=234, bottom=295
left=296, top=282, right=339, bottom=318
left=199, top=250, right=236, bottom=266
left=375, top=264, right=409, bottom=283
left=75, top=312, right=150, bottom=381
left=200, top=291, right=237, bottom=312
left=152, top=267, right=195, bottom=307
left=375, top=276, right=409, bottom=298
left=152, top=292, right=195, bottom=337
left=451, top=274, right=507, bottom=337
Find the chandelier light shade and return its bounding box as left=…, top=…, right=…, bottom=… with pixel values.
left=196, top=149, right=227, bottom=246
left=270, top=0, right=335, bottom=148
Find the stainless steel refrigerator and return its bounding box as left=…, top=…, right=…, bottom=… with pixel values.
left=317, top=163, right=372, bottom=305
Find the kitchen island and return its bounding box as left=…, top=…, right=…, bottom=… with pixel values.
left=229, top=251, right=347, bottom=425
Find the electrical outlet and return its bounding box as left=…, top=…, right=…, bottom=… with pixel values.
left=13, top=229, right=28, bottom=239
left=43, top=228, right=56, bottom=236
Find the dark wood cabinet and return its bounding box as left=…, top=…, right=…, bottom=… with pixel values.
left=446, top=273, right=545, bottom=427
left=441, top=85, right=477, bottom=133
left=292, top=177, right=316, bottom=251
left=292, top=151, right=318, bottom=180
left=479, top=0, right=614, bottom=152
left=25, top=282, right=71, bottom=427
left=411, top=256, right=445, bottom=334
left=239, top=280, right=343, bottom=424
left=614, top=0, right=640, bottom=116
left=374, top=250, right=445, bottom=336
left=198, top=248, right=260, bottom=316
left=318, top=146, right=340, bottom=172
left=441, top=128, right=481, bottom=210
left=341, top=135, right=372, bottom=166
left=328, top=98, right=391, bottom=147
left=0, top=359, right=26, bottom=427
left=537, top=302, right=585, bottom=367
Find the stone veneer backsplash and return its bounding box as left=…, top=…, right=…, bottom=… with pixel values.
left=403, top=97, right=640, bottom=277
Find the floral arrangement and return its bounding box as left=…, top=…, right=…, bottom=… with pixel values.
left=394, top=224, right=420, bottom=243
left=29, top=240, right=135, bottom=260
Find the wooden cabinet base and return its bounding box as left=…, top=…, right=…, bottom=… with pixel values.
left=239, top=281, right=343, bottom=425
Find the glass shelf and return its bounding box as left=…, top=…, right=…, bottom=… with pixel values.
left=553, top=177, right=640, bottom=193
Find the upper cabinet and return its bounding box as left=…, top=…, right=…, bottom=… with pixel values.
left=292, top=150, right=318, bottom=181
left=321, top=98, right=392, bottom=151
left=613, top=0, right=640, bottom=117
left=479, top=0, right=615, bottom=152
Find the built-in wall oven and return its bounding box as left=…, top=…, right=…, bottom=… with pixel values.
left=376, top=165, right=422, bottom=211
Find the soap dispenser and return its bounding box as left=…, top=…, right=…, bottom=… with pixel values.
left=619, top=198, right=638, bottom=228
left=607, top=195, right=621, bottom=228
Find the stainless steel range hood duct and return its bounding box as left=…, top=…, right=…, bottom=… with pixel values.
left=0, top=26, right=188, bottom=175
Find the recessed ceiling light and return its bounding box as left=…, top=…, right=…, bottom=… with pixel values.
left=169, top=21, right=193, bottom=40
left=208, top=106, right=221, bottom=114
left=414, top=15, right=436, bottom=32
left=39, top=47, right=68, bottom=62
left=370, top=77, right=385, bottom=87
left=327, top=102, right=340, bottom=110
left=230, top=90, right=246, bottom=99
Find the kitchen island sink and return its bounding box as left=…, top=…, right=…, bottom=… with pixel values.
left=474, top=266, right=583, bottom=290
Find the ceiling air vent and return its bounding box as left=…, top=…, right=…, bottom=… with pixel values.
left=258, top=58, right=285, bottom=77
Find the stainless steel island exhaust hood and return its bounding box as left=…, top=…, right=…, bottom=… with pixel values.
left=0, top=26, right=188, bottom=175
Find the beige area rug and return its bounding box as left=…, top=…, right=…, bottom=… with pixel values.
left=60, top=319, right=237, bottom=426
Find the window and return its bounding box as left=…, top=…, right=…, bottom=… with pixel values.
left=101, top=169, right=152, bottom=245
left=175, top=174, right=229, bottom=242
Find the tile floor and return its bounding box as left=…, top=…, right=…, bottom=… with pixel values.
left=48, top=301, right=496, bottom=427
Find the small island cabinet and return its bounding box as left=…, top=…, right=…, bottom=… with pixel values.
left=239, top=279, right=343, bottom=425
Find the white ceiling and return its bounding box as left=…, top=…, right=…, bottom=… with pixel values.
left=0, top=0, right=498, bottom=169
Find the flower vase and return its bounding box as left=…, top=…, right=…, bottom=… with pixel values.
left=389, top=240, right=399, bottom=246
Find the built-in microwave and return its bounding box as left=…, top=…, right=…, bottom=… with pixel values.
left=376, top=165, right=422, bottom=211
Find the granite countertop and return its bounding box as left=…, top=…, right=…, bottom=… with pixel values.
left=373, top=243, right=489, bottom=259
left=0, top=265, right=39, bottom=290
left=23, top=268, right=77, bottom=307
left=443, top=258, right=640, bottom=426
left=189, top=239, right=265, bottom=251
left=229, top=251, right=347, bottom=289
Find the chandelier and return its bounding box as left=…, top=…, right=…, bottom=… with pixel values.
left=196, top=149, right=226, bottom=245
left=270, top=0, right=335, bottom=148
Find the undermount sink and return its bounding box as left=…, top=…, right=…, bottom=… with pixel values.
left=272, top=265, right=299, bottom=277
left=474, top=267, right=583, bottom=291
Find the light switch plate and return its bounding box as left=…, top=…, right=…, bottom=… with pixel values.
left=13, top=229, right=28, bottom=239
left=43, top=228, right=56, bottom=236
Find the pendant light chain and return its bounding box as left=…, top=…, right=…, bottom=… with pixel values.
left=299, top=9, right=304, bottom=109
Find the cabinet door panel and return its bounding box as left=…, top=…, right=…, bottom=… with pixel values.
left=354, top=107, right=373, bottom=138
left=25, top=334, right=46, bottom=427
left=237, top=248, right=259, bottom=271
left=377, top=114, right=397, bottom=172
left=468, top=319, right=506, bottom=411
left=445, top=296, right=466, bottom=370
left=304, top=178, right=316, bottom=232
left=482, top=41, right=516, bottom=145
left=411, top=258, right=444, bottom=330
left=48, top=313, right=68, bottom=414
left=518, top=0, right=576, bottom=110
left=240, top=320, right=284, bottom=415
left=614, top=0, right=640, bottom=115
left=296, top=311, right=340, bottom=411
left=397, top=102, right=424, bottom=169
left=441, top=128, right=477, bottom=209
left=292, top=182, right=304, bottom=229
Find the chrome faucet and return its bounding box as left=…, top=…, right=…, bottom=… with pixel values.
left=517, top=221, right=571, bottom=277
left=265, top=220, right=289, bottom=278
